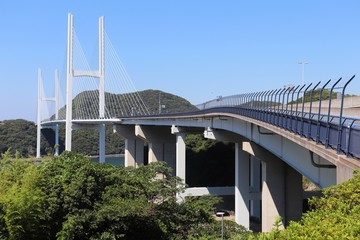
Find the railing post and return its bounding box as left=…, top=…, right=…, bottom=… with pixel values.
left=260, top=90, right=270, bottom=121
left=288, top=85, right=300, bottom=130
left=294, top=84, right=306, bottom=134
left=255, top=91, right=262, bottom=119
left=276, top=88, right=286, bottom=126
left=265, top=90, right=274, bottom=122
left=269, top=89, right=276, bottom=123
left=325, top=78, right=342, bottom=148
left=280, top=87, right=290, bottom=127
left=285, top=86, right=297, bottom=130
left=346, top=119, right=356, bottom=157
left=254, top=92, right=262, bottom=118
left=300, top=83, right=313, bottom=136
left=307, top=81, right=321, bottom=139
left=337, top=75, right=356, bottom=153
left=316, top=79, right=331, bottom=143
left=250, top=92, right=257, bottom=117
left=272, top=89, right=282, bottom=124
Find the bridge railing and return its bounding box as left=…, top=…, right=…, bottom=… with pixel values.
left=194, top=76, right=360, bottom=159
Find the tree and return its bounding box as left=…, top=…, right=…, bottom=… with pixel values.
left=0, top=152, right=237, bottom=239
left=0, top=154, right=47, bottom=239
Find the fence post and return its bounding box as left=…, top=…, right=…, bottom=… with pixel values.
left=294, top=84, right=306, bottom=133
left=316, top=79, right=331, bottom=143
left=276, top=88, right=286, bottom=126
left=325, top=78, right=342, bottom=148
left=300, top=83, right=313, bottom=136
left=285, top=86, right=296, bottom=130
left=265, top=90, right=275, bottom=122
left=272, top=89, right=282, bottom=124
left=337, top=75, right=355, bottom=153
left=307, top=81, right=321, bottom=139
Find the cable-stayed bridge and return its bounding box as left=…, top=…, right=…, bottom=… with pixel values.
left=37, top=14, right=360, bottom=231
left=37, top=13, right=150, bottom=162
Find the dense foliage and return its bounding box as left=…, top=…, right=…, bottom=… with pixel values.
left=253, top=170, right=360, bottom=239
left=0, top=151, right=248, bottom=240
left=0, top=119, right=49, bottom=157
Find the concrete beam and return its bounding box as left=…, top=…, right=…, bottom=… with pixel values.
left=337, top=155, right=360, bottom=184
left=181, top=186, right=234, bottom=197
left=204, top=127, right=246, bottom=142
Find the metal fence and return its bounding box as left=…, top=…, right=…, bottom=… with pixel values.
left=194, top=76, right=360, bottom=159
left=121, top=76, right=359, bottom=159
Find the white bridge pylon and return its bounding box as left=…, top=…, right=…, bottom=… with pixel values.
left=36, top=69, right=60, bottom=158
left=36, top=14, right=107, bottom=162
left=37, top=13, right=150, bottom=162
left=65, top=13, right=106, bottom=163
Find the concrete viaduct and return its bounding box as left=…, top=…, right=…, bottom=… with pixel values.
left=113, top=108, right=360, bottom=232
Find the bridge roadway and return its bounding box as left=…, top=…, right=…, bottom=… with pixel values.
left=39, top=105, right=360, bottom=232
left=112, top=106, right=360, bottom=232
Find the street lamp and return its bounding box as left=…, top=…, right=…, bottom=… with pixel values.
left=216, top=210, right=229, bottom=239
left=298, top=62, right=308, bottom=85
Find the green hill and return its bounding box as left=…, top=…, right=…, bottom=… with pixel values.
left=0, top=90, right=199, bottom=157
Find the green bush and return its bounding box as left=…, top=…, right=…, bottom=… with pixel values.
left=0, top=152, right=242, bottom=240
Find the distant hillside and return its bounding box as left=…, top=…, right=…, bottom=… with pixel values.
left=54, top=89, right=198, bottom=120
left=1, top=90, right=199, bottom=157
left=0, top=119, right=51, bottom=157
left=138, top=89, right=198, bottom=114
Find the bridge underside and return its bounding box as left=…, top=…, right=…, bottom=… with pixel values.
left=113, top=111, right=360, bottom=232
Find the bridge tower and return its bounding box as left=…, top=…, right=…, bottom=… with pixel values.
left=65, top=13, right=106, bottom=163
left=36, top=69, right=60, bottom=158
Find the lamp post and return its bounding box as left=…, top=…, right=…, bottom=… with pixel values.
left=216, top=212, right=224, bottom=239
left=216, top=210, right=229, bottom=239
left=298, top=62, right=308, bottom=85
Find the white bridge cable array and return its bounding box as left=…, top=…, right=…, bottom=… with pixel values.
left=48, top=30, right=150, bottom=121
left=104, top=32, right=150, bottom=117
left=69, top=29, right=150, bottom=120
left=72, top=30, right=105, bottom=120
left=40, top=21, right=151, bottom=122
left=39, top=70, right=65, bottom=122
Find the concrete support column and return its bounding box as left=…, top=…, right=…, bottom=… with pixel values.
left=261, top=159, right=285, bottom=232
left=285, top=165, right=303, bottom=226
left=135, top=125, right=176, bottom=173
left=171, top=126, right=187, bottom=202
left=250, top=156, right=261, bottom=220
left=114, top=125, right=144, bottom=167
left=54, top=124, right=59, bottom=156
left=124, top=138, right=144, bottom=167
left=235, top=142, right=250, bottom=229
left=243, top=141, right=304, bottom=232
left=175, top=133, right=186, bottom=183
left=99, top=123, right=106, bottom=163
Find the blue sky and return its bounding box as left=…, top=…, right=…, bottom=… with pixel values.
left=1, top=0, right=360, bottom=121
